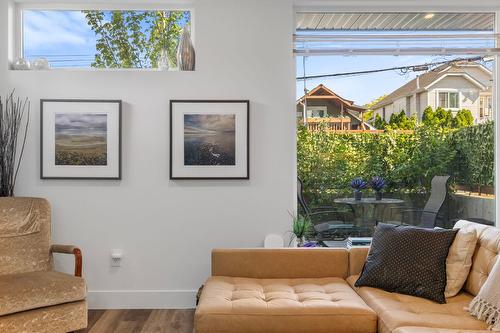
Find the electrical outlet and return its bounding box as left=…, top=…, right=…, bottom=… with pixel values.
left=110, top=249, right=123, bottom=267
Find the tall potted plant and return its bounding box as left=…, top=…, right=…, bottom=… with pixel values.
left=0, top=92, right=30, bottom=197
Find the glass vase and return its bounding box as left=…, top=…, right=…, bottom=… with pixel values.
left=157, top=48, right=169, bottom=71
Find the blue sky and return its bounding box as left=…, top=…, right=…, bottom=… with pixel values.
left=294, top=31, right=494, bottom=104
left=23, top=10, right=190, bottom=68
left=296, top=55, right=459, bottom=105
left=24, top=10, right=97, bottom=67
left=296, top=54, right=494, bottom=105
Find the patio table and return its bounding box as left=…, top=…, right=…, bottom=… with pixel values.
left=334, top=197, right=405, bottom=227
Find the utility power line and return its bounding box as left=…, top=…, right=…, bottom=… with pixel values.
left=296, top=56, right=490, bottom=81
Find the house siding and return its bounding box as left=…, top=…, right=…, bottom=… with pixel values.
left=428, top=75, right=482, bottom=122
left=418, top=91, right=428, bottom=119
left=371, top=64, right=492, bottom=124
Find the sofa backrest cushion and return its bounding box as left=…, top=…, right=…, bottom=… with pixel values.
left=454, top=220, right=500, bottom=296
left=212, top=248, right=349, bottom=279
left=354, top=223, right=458, bottom=303
left=0, top=197, right=52, bottom=275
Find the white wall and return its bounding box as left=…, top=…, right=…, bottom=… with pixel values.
left=1, top=0, right=296, bottom=308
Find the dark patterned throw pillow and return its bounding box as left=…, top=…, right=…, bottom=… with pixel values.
left=355, top=223, right=458, bottom=303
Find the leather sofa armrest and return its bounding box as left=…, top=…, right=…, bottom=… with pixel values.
left=51, top=244, right=83, bottom=277
left=348, top=247, right=369, bottom=276
left=212, top=248, right=349, bottom=279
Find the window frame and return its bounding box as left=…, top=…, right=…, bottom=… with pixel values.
left=487, top=96, right=493, bottom=117
left=293, top=5, right=499, bottom=226
left=436, top=89, right=461, bottom=110
left=12, top=3, right=195, bottom=71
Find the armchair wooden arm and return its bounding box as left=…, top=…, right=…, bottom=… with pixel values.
left=51, top=244, right=83, bottom=277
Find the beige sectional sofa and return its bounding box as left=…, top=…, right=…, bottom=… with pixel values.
left=195, top=220, right=499, bottom=333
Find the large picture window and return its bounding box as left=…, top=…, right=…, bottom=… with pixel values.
left=295, top=11, right=497, bottom=245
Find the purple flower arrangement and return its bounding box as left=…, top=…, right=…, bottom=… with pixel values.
left=350, top=177, right=368, bottom=200
left=350, top=177, right=368, bottom=192
left=350, top=176, right=386, bottom=200
left=370, top=176, right=386, bottom=192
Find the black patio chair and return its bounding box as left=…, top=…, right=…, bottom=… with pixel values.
left=387, top=175, right=450, bottom=228
left=297, top=177, right=356, bottom=239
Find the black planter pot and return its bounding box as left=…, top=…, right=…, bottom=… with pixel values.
left=354, top=191, right=362, bottom=201
left=375, top=191, right=382, bottom=201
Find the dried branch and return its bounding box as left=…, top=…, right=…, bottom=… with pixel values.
left=0, top=91, right=30, bottom=197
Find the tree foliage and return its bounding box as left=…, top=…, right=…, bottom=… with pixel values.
left=83, top=10, right=189, bottom=68
left=421, top=106, right=472, bottom=129
left=374, top=113, right=387, bottom=130
left=453, top=109, right=475, bottom=128
left=363, top=95, right=387, bottom=123
left=387, top=111, right=417, bottom=130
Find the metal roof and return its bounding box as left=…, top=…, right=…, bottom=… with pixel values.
left=296, top=12, right=495, bottom=31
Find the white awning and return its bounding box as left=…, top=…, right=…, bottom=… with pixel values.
left=294, top=12, right=499, bottom=56
left=296, top=12, right=495, bottom=31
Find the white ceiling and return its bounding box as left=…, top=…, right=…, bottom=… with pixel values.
left=296, top=12, right=495, bottom=31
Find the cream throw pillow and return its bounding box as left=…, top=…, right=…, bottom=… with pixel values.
left=445, top=226, right=478, bottom=298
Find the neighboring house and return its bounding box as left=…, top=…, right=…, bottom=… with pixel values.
left=371, top=61, right=493, bottom=124
left=297, top=84, right=375, bottom=130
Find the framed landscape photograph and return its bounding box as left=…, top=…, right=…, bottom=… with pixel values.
left=41, top=99, right=122, bottom=179
left=170, top=100, right=249, bottom=179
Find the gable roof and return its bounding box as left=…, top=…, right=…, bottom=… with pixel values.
left=371, top=62, right=491, bottom=110
left=297, top=84, right=366, bottom=111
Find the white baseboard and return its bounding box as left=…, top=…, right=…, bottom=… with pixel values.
left=87, top=290, right=197, bottom=309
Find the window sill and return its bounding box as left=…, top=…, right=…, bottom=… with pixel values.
left=8, top=68, right=194, bottom=72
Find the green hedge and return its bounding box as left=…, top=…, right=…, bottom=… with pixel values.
left=451, top=121, right=494, bottom=187
left=297, top=122, right=494, bottom=205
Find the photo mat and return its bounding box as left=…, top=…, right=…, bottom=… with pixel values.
left=41, top=100, right=122, bottom=179
left=170, top=100, right=249, bottom=179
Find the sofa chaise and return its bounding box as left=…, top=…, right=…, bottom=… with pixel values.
left=195, top=220, right=499, bottom=333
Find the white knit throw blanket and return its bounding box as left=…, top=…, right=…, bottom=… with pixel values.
left=469, top=257, right=500, bottom=331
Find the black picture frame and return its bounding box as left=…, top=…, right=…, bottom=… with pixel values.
left=40, top=99, right=122, bottom=180
left=169, top=100, right=250, bottom=180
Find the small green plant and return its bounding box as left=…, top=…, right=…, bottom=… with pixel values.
left=290, top=213, right=313, bottom=246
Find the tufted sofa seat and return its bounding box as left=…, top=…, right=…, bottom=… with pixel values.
left=346, top=276, right=487, bottom=333
left=196, top=221, right=500, bottom=333
left=196, top=276, right=377, bottom=333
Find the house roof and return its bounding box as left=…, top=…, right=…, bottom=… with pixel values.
left=297, top=84, right=366, bottom=112
left=371, top=62, right=491, bottom=110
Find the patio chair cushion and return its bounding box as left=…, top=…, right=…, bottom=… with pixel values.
left=347, top=275, right=488, bottom=333
left=0, top=271, right=86, bottom=316
left=195, top=276, right=377, bottom=333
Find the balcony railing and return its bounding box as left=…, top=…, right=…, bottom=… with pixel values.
left=302, top=117, right=352, bottom=131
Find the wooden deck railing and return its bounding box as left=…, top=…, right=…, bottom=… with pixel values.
left=303, top=117, right=352, bottom=131
left=298, top=118, right=414, bottom=134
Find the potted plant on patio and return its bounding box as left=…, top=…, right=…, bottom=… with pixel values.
left=350, top=177, right=367, bottom=201
left=290, top=214, right=313, bottom=247
left=370, top=176, right=386, bottom=201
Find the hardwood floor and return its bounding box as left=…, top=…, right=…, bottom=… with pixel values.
left=80, top=309, right=195, bottom=333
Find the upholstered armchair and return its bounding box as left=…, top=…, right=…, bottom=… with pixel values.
left=0, top=197, right=87, bottom=333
